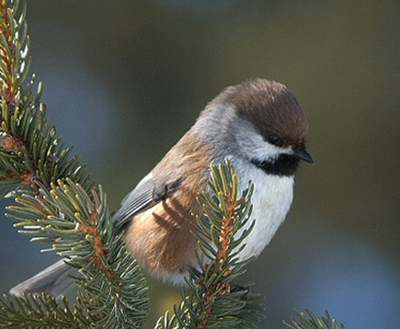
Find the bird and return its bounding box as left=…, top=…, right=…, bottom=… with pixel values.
left=10, top=78, right=313, bottom=296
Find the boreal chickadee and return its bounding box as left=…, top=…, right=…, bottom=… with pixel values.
left=11, top=79, right=313, bottom=295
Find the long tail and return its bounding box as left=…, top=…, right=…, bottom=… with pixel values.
left=10, top=259, right=76, bottom=297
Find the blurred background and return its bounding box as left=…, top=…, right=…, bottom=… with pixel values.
left=0, top=0, right=399, bottom=328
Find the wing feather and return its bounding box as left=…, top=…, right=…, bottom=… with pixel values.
left=112, top=173, right=181, bottom=226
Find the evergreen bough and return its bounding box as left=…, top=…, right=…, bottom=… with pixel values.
left=0, top=1, right=347, bottom=328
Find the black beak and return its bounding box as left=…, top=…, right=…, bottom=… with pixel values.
left=293, top=148, right=313, bottom=163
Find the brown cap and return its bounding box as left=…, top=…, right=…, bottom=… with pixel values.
left=213, top=79, right=309, bottom=147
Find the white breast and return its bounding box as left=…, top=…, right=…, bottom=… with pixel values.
left=232, top=158, right=294, bottom=261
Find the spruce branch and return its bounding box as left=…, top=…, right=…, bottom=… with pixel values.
left=285, top=311, right=346, bottom=329
left=0, top=1, right=149, bottom=328
left=155, top=161, right=264, bottom=329
left=0, top=293, right=79, bottom=329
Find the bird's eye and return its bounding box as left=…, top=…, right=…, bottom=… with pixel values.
left=267, top=135, right=283, bottom=147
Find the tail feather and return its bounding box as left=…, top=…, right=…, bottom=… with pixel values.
left=10, top=259, right=76, bottom=297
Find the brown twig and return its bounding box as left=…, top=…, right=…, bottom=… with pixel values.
left=0, top=134, right=25, bottom=152
left=196, top=190, right=237, bottom=329
left=0, top=170, right=34, bottom=187
left=78, top=211, right=113, bottom=280
left=0, top=134, right=36, bottom=187
left=0, top=0, right=17, bottom=105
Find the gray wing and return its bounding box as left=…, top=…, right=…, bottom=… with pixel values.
left=112, top=173, right=182, bottom=227
left=10, top=259, right=76, bottom=297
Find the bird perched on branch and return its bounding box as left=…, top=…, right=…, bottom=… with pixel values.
left=11, top=78, right=313, bottom=296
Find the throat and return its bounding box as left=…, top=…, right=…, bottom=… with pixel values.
left=250, top=154, right=300, bottom=176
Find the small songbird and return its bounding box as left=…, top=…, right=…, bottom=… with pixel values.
left=10, top=78, right=313, bottom=296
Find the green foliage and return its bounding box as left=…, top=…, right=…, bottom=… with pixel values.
left=285, top=311, right=346, bottom=329
left=0, top=0, right=91, bottom=190
left=0, top=293, right=78, bottom=329
left=0, top=1, right=348, bottom=329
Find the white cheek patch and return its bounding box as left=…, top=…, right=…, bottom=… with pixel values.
left=234, top=119, right=292, bottom=162
left=250, top=139, right=292, bottom=162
